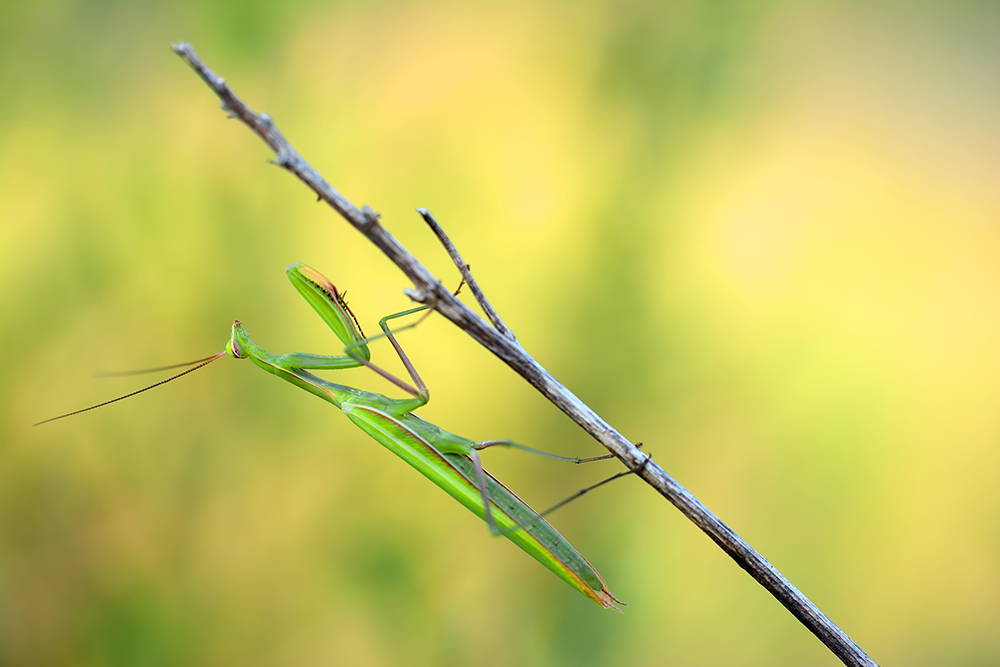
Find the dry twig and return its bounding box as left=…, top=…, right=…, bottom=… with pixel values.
left=172, top=41, right=878, bottom=667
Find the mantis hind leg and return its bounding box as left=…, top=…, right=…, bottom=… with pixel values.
left=478, top=443, right=649, bottom=539
left=497, top=453, right=650, bottom=539
left=469, top=449, right=502, bottom=536
left=523, top=453, right=650, bottom=528
left=474, top=439, right=617, bottom=463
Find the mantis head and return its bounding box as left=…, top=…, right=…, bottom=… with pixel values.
left=227, top=320, right=251, bottom=360
left=37, top=264, right=365, bottom=426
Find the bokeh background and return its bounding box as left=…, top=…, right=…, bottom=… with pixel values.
left=2, top=1, right=999, bottom=665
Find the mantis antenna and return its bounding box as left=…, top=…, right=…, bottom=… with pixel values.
left=92, top=354, right=225, bottom=377
left=34, top=351, right=227, bottom=426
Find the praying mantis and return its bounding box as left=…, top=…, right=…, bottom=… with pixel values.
left=39, top=261, right=629, bottom=609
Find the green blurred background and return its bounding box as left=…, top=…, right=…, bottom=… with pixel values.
left=3, top=1, right=999, bottom=665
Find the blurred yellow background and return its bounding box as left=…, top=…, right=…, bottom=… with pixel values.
left=3, top=2, right=999, bottom=665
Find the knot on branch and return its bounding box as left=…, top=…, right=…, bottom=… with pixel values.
left=171, top=41, right=193, bottom=58
left=361, top=205, right=381, bottom=229
left=403, top=287, right=429, bottom=304
left=219, top=99, right=237, bottom=118
left=273, top=147, right=295, bottom=168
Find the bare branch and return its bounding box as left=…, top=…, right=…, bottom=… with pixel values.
left=171, top=42, right=878, bottom=667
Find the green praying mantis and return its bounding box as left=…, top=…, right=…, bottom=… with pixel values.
left=39, top=261, right=636, bottom=609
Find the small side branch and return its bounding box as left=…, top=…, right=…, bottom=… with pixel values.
left=417, top=207, right=516, bottom=342
left=172, top=42, right=878, bottom=667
